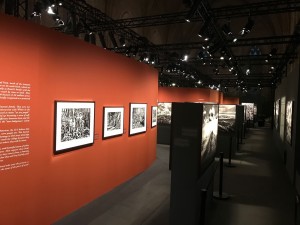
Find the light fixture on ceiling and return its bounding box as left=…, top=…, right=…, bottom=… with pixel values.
left=222, top=24, right=232, bottom=36
left=98, top=32, right=107, bottom=49
left=246, top=68, right=250, bottom=75
left=182, top=54, right=189, bottom=62
left=46, top=6, right=55, bottom=14
left=90, top=33, right=96, bottom=45
left=269, top=48, right=277, bottom=57
left=239, top=17, right=254, bottom=36
left=119, top=37, right=126, bottom=47
left=52, top=15, right=64, bottom=26
left=108, top=31, right=118, bottom=48
left=31, top=1, right=42, bottom=17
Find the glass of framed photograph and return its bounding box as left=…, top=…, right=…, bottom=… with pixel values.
left=151, top=106, right=157, bottom=128
left=285, top=100, right=293, bottom=145
left=54, top=101, right=95, bottom=154
left=157, top=102, right=172, bottom=125
left=103, top=107, right=124, bottom=139
left=129, top=103, right=147, bottom=135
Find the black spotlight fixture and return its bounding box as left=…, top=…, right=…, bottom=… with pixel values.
left=98, top=32, right=107, bottom=49
left=222, top=24, right=232, bottom=36
left=239, top=17, right=254, bottom=36
left=269, top=48, right=277, bottom=57
left=119, top=36, right=126, bottom=47
left=108, top=31, right=118, bottom=49
left=31, top=1, right=43, bottom=17
left=90, top=33, right=96, bottom=45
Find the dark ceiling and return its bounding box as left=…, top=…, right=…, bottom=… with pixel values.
left=3, top=0, right=300, bottom=93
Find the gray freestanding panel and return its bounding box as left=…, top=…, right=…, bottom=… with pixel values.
left=170, top=102, right=218, bottom=225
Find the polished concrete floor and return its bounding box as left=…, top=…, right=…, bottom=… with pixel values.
left=54, top=126, right=295, bottom=225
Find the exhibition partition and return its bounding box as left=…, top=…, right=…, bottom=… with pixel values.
left=0, top=14, right=158, bottom=225
left=170, top=102, right=219, bottom=225
left=157, top=87, right=222, bottom=145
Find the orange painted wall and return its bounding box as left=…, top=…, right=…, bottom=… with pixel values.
left=158, top=87, right=221, bottom=103
left=223, top=96, right=240, bottom=105
left=0, top=14, right=157, bottom=225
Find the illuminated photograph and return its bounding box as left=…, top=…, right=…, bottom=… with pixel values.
left=218, top=105, right=236, bottom=133
left=55, top=101, right=95, bottom=153
left=285, top=100, right=293, bottom=145
left=103, top=107, right=124, bottom=139
left=157, top=102, right=172, bottom=125
left=201, top=104, right=219, bottom=165
left=130, top=103, right=147, bottom=135
left=151, top=106, right=157, bottom=127
left=242, top=103, right=254, bottom=121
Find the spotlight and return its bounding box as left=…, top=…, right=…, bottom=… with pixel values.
left=98, top=32, right=107, bottom=49
left=222, top=24, right=232, bottom=36
left=233, top=37, right=238, bottom=43
left=246, top=68, right=250, bottom=75
left=119, top=37, right=126, bottom=47
left=31, top=1, right=42, bottom=17
left=90, top=33, right=96, bottom=45
left=149, top=54, right=156, bottom=65
left=182, top=54, right=189, bottom=61
left=239, top=17, right=254, bottom=36
left=108, top=32, right=118, bottom=48
left=269, top=48, right=277, bottom=57
left=46, top=6, right=55, bottom=14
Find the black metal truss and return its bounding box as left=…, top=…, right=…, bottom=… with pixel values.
left=273, top=21, right=300, bottom=83
left=230, top=35, right=300, bottom=47
left=110, top=35, right=297, bottom=53
left=210, top=74, right=273, bottom=79
left=60, top=0, right=152, bottom=46
left=212, top=0, right=300, bottom=19
left=5, top=0, right=28, bottom=19
left=95, top=1, right=300, bottom=30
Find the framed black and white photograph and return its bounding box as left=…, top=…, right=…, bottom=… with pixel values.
left=201, top=104, right=219, bottom=166
left=55, top=101, right=95, bottom=154
left=242, top=103, right=254, bottom=121
left=274, top=99, right=280, bottom=130
left=129, top=103, right=147, bottom=135
left=157, top=102, right=172, bottom=125
left=103, top=107, right=124, bottom=139
left=218, top=105, right=236, bottom=133
left=151, top=106, right=157, bottom=128
left=254, top=105, right=257, bottom=116
left=285, top=100, right=293, bottom=145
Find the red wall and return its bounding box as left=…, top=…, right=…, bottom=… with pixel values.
left=223, top=96, right=240, bottom=105
left=0, top=14, right=157, bottom=225
left=158, top=87, right=222, bottom=103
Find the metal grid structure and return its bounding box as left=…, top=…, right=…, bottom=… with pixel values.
left=5, top=0, right=300, bottom=90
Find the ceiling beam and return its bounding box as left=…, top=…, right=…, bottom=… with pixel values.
left=94, top=1, right=300, bottom=30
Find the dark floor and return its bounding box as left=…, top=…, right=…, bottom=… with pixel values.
left=54, top=127, right=295, bottom=225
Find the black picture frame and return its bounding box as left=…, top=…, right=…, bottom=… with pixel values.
left=54, top=101, right=95, bottom=154
left=285, top=100, right=293, bottom=145
left=102, top=106, right=124, bottom=139
left=129, top=103, right=147, bottom=136
left=151, top=106, right=157, bottom=128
